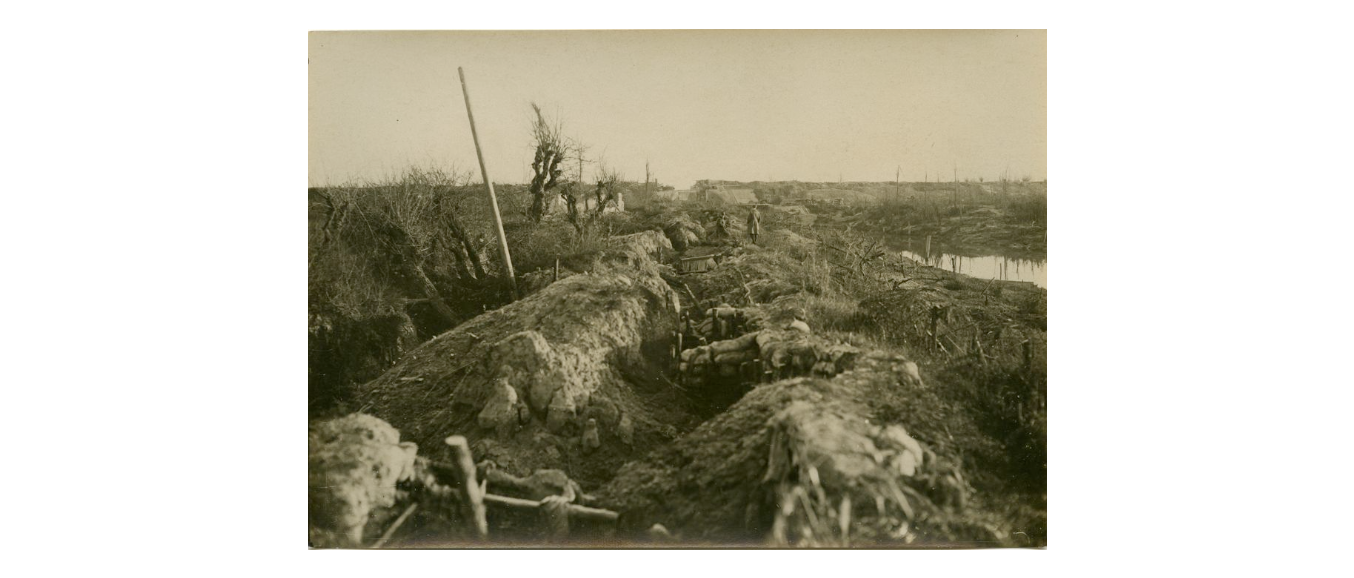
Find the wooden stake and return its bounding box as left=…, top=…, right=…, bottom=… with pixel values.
left=930, top=308, right=940, bottom=350
left=554, top=257, right=560, bottom=282
left=443, top=435, right=488, bottom=539
left=370, top=503, right=418, bottom=549
left=457, top=67, right=518, bottom=300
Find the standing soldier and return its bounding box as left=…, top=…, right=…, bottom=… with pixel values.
left=746, top=205, right=761, bottom=244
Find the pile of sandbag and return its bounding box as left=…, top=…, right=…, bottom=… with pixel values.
left=754, top=329, right=828, bottom=381
left=679, top=322, right=861, bottom=386
left=681, top=303, right=751, bottom=345
left=679, top=330, right=763, bottom=383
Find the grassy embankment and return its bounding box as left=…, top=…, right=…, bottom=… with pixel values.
left=308, top=168, right=672, bottom=417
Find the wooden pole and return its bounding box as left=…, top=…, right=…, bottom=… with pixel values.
left=925, top=235, right=931, bottom=259
left=443, top=435, right=489, bottom=539
left=930, top=308, right=940, bottom=351
left=481, top=493, right=620, bottom=524
left=457, top=67, right=518, bottom=300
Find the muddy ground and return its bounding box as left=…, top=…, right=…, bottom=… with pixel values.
left=832, top=204, right=1046, bottom=260
left=309, top=195, right=1046, bottom=548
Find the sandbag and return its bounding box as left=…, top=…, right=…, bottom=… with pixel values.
left=788, top=341, right=821, bottom=361
left=767, top=349, right=792, bottom=372
left=713, top=351, right=757, bottom=366
left=792, top=352, right=817, bottom=372
left=709, top=332, right=759, bottom=354
left=684, top=345, right=713, bottom=364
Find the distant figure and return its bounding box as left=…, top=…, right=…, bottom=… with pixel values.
left=746, top=206, right=761, bottom=244
left=714, top=211, right=733, bottom=240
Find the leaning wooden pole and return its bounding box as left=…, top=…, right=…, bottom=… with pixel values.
left=458, top=67, right=518, bottom=300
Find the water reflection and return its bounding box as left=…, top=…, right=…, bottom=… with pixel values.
left=896, top=249, right=1047, bottom=288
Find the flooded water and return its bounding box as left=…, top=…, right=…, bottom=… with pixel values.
left=896, top=249, right=1047, bottom=288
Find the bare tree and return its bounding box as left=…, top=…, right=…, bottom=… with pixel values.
left=527, top=103, right=572, bottom=223
left=557, top=165, right=623, bottom=234
left=593, top=166, right=622, bottom=218
left=559, top=181, right=585, bottom=234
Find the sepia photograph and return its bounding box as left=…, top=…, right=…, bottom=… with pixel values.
left=308, top=29, right=1047, bottom=548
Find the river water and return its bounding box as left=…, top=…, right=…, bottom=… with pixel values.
left=895, top=249, right=1047, bottom=288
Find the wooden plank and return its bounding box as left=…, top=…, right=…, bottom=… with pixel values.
left=481, top=493, right=620, bottom=523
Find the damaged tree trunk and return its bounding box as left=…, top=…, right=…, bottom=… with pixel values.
left=433, top=194, right=489, bottom=283
left=448, top=213, right=488, bottom=280
left=413, top=265, right=457, bottom=323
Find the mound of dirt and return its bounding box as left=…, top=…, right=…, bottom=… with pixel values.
left=680, top=244, right=819, bottom=307
left=765, top=205, right=817, bottom=227
left=353, top=230, right=689, bottom=488
left=763, top=229, right=817, bottom=259
left=596, top=350, right=1005, bottom=546
left=663, top=215, right=706, bottom=252
left=798, top=188, right=878, bottom=204
left=309, top=413, right=419, bottom=547
left=519, top=266, right=577, bottom=297
left=861, top=261, right=1046, bottom=363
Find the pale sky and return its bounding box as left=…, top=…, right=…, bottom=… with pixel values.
left=309, top=30, right=1045, bottom=189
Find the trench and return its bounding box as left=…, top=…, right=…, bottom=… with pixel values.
left=314, top=225, right=1023, bottom=547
